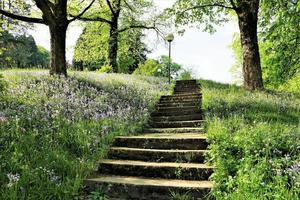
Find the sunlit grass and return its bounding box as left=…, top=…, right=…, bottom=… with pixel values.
left=0, top=69, right=168, bottom=199
left=200, top=80, right=300, bottom=199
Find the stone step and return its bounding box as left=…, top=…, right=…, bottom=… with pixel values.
left=152, top=114, right=203, bottom=122
left=108, top=147, right=207, bottom=163
left=98, top=160, right=214, bottom=180
left=85, top=175, right=213, bottom=200
left=161, top=93, right=201, bottom=98
left=155, top=106, right=201, bottom=114
left=159, top=98, right=201, bottom=104
left=146, top=127, right=205, bottom=133
left=112, top=134, right=208, bottom=150
left=152, top=120, right=204, bottom=128
left=174, top=86, right=200, bottom=90
left=156, top=101, right=201, bottom=108
left=176, top=80, right=197, bottom=84
left=152, top=110, right=203, bottom=117
left=174, top=88, right=200, bottom=93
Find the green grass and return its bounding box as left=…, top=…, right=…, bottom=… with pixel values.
left=0, top=69, right=169, bottom=199
left=1, top=69, right=299, bottom=199
left=200, top=80, right=300, bottom=199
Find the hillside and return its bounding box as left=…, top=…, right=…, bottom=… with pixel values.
left=0, top=70, right=169, bottom=199
left=0, top=70, right=299, bottom=199
left=201, top=80, right=300, bottom=199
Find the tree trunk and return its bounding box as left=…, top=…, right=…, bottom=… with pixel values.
left=108, top=22, right=119, bottom=73
left=237, top=0, right=264, bottom=90
left=49, top=24, right=68, bottom=76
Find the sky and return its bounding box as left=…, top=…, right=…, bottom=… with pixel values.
left=29, top=0, right=239, bottom=84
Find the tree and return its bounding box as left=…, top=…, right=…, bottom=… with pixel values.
left=0, top=31, right=50, bottom=69
left=171, top=0, right=264, bottom=90
left=0, top=0, right=96, bottom=76
left=134, top=55, right=182, bottom=78
left=73, top=22, right=149, bottom=73
left=230, top=1, right=300, bottom=88
left=75, top=0, right=160, bottom=73
left=259, top=0, right=300, bottom=86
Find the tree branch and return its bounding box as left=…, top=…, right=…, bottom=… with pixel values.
left=0, top=9, right=45, bottom=24
left=68, top=0, right=97, bottom=23
left=229, top=0, right=237, bottom=10
left=118, top=24, right=157, bottom=33
left=123, top=0, right=135, bottom=12
left=72, top=16, right=112, bottom=24
left=181, top=3, right=235, bottom=14
left=106, top=0, right=116, bottom=15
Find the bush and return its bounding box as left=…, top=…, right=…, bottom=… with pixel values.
left=133, top=56, right=182, bottom=78
left=179, top=69, right=193, bottom=80
left=97, top=64, right=113, bottom=73
left=134, top=59, right=161, bottom=76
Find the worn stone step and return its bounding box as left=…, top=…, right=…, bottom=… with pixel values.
left=155, top=106, right=201, bottom=114
left=159, top=98, right=201, bottom=104
left=85, top=175, right=213, bottom=200
left=108, top=147, right=207, bottom=163
left=174, top=87, right=200, bottom=91
left=98, top=160, right=214, bottom=180
left=161, top=93, right=201, bottom=98
left=176, top=80, right=197, bottom=84
left=152, top=110, right=203, bottom=117
left=152, top=114, right=203, bottom=122
left=156, top=101, right=201, bottom=108
left=152, top=120, right=204, bottom=128
left=174, top=88, right=200, bottom=93
left=112, top=134, right=208, bottom=150
left=159, top=99, right=202, bottom=105
left=146, top=127, right=205, bottom=133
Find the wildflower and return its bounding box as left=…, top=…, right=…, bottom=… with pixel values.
left=7, top=173, right=20, bottom=187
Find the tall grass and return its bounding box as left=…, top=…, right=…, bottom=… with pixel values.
left=200, top=80, right=300, bottom=199
left=0, top=70, right=168, bottom=199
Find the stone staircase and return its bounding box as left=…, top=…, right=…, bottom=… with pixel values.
left=85, top=80, right=214, bottom=199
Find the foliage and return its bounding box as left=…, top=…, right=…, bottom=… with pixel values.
left=0, top=69, right=168, bottom=199
left=0, top=73, right=7, bottom=93
left=0, top=0, right=32, bottom=32
left=73, top=22, right=148, bottom=73
left=0, top=31, right=50, bottom=69
left=229, top=32, right=243, bottom=84
left=278, top=72, right=300, bottom=95
left=170, top=191, right=194, bottom=200
left=169, top=0, right=232, bottom=34
left=133, top=59, right=161, bottom=76
left=259, top=0, right=300, bottom=86
left=200, top=80, right=300, bottom=199
left=178, top=68, right=194, bottom=80
left=134, top=56, right=182, bottom=78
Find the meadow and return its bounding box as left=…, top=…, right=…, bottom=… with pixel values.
left=0, top=69, right=299, bottom=199
left=0, top=69, right=169, bottom=199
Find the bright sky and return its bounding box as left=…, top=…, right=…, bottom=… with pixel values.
left=29, top=0, right=239, bottom=84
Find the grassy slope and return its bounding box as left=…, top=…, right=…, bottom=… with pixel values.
left=0, top=69, right=169, bottom=199
left=1, top=69, right=299, bottom=199
left=201, top=80, right=300, bottom=199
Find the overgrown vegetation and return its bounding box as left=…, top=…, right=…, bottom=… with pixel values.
left=0, top=69, right=168, bottom=199
left=201, top=80, right=300, bottom=199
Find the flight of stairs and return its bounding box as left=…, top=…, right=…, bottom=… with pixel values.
left=85, top=80, right=214, bottom=199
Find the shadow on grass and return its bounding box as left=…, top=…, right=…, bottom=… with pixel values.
left=206, top=96, right=299, bottom=126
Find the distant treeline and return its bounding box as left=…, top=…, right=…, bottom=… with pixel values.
left=0, top=31, right=50, bottom=69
